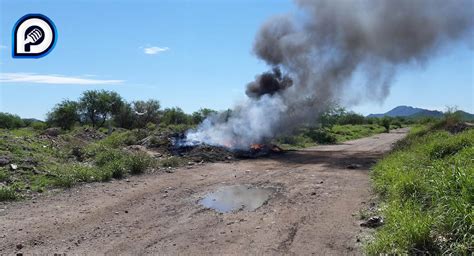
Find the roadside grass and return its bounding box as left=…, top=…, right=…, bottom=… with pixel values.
left=0, top=128, right=155, bottom=201
left=367, top=126, right=473, bottom=255
left=51, top=164, right=113, bottom=188
left=330, top=124, right=386, bottom=142
left=160, top=156, right=183, bottom=168
left=278, top=124, right=387, bottom=149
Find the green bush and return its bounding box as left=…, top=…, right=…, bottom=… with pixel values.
left=31, top=122, right=47, bottom=131
left=146, top=122, right=157, bottom=131
left=306, top=128, right=337, bottom=144
left=125, top=152, right=152, bottom=174
left=381, top=117, right=391, bottom=133
left=0, top=186, right=18, bottom=201
left=95, top=148, right=127, bottom=167
left=105, top=160, right=127, bottom=179
left=0, top=169, right=9, bottom=182
left=98, top=131, right=134, bottom=148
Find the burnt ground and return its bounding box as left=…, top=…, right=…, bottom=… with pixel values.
left=0, top=128, right=408, bottom=255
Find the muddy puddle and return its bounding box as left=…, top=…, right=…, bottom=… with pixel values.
left=200, top=185, right=275, bottom=213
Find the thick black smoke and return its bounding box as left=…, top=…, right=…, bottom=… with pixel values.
left=245, top=67, right=293, bottom=99
left=185, top=0, right=473, bottom=149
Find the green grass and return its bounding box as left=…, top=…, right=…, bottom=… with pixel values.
left=160, top=156, right=182, bottom=168
left=278, top=124, right=387, bottom=149
left=51, top=163, right=113, bottom=188
left=367, top=126, right=473, bottom=255
left=330, top=124, right=386, bottom=142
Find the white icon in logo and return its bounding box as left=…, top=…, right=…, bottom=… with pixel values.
left=13, top=14, right=57, bottom=58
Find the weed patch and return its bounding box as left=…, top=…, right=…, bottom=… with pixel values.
left=125, top=152, right=153, bottom=175
left=0, top=186, right=19, bottom=201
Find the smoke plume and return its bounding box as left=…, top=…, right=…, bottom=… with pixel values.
left=185, top=0, right=473, bottom=149
left=245, top=67, right=293, bottom=99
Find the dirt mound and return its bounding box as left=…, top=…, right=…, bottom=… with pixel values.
left=74, top=128, right=105, bottom=141
left=180, top=145, right=234, bottom=162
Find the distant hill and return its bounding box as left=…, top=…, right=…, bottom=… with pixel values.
left=22, top=118, right=44, bottom=123
left=367, top=106, right=474, bottom=120
left=456, top=110, right=474, bottom=121
left=368, top=106, right=443, bottom=118
left=407, top=109, right=444, bottom=119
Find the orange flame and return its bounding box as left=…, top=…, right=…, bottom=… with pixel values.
left=250, top=143, right=264, bottom=151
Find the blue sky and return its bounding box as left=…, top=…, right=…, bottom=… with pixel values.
left=0, top=0, right=473, bottom=120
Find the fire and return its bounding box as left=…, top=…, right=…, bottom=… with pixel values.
left=250, top=143, right=282, bottom=153
left=250, top=143, right=264, bottom=151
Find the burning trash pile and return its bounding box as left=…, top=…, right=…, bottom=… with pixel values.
left=170, top=133, right=284, bottom=160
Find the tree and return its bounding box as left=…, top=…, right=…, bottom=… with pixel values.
left=0, top=112, right=24, bottom=129
left=78, top=90, right=124, bottom=128
left=381, top=117, right=391, bottom=133
left=338, top=112, right=366, bottom=125
left=319, top=105, right=346, bottom=127
left=132, top=100, right=161, bottom=128
left=113, top=103, right=135, bottom=129
left=46, top=100, right=80, bottom=130
left=161, top=107, right=190, bottom=125
left=191, top=108, right=217, bottom=124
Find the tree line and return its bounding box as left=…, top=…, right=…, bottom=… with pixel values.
left=0, top=90, right=437, bottom=131
left=0, top=90, right=217, bottom=130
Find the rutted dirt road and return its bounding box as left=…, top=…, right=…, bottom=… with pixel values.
left=0, top=128, right=408, bottom=255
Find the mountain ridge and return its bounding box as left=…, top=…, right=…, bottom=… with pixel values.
left=367, top=106, right=474, bottom=120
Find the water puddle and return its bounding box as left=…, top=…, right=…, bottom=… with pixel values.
left=200, top=185, right=275, bottom=213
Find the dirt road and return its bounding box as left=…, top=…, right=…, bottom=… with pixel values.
left=0, top=129, right=408, bottom=255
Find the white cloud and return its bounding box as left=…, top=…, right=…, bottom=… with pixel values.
left=143, top=46, right=169, bottom=55
left=0, top=73, right=124, bottom=85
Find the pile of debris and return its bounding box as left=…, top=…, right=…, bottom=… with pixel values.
left=168, top=133, right=284, bottom=161
left=73, top=127, right=105, bottom=141
left=234, top=143, right=283, bottom=158
left=121, top=131, right=285, bottom=163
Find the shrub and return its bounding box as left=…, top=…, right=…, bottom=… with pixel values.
left=95, top=148, right=127, bottom=167
left=105, top=160, right=127, bottom=179
left=381, top=117, right=391, bottom=133
left=125, top=152, right=152, bottom=174
left=0, top=186, right=18, bottom=201
left=306, top=128, right=337, bottom=144
left=70, top=146, right=86, bottom=161
left=146, top=122, right=157, bottom=131
left=160, top=156, right=181, bottom=168
left=31, top=121, right=47, bottom=131
left=99, top=131, right=135, bottom=148
left=0, top=169, right=9, bottom=182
